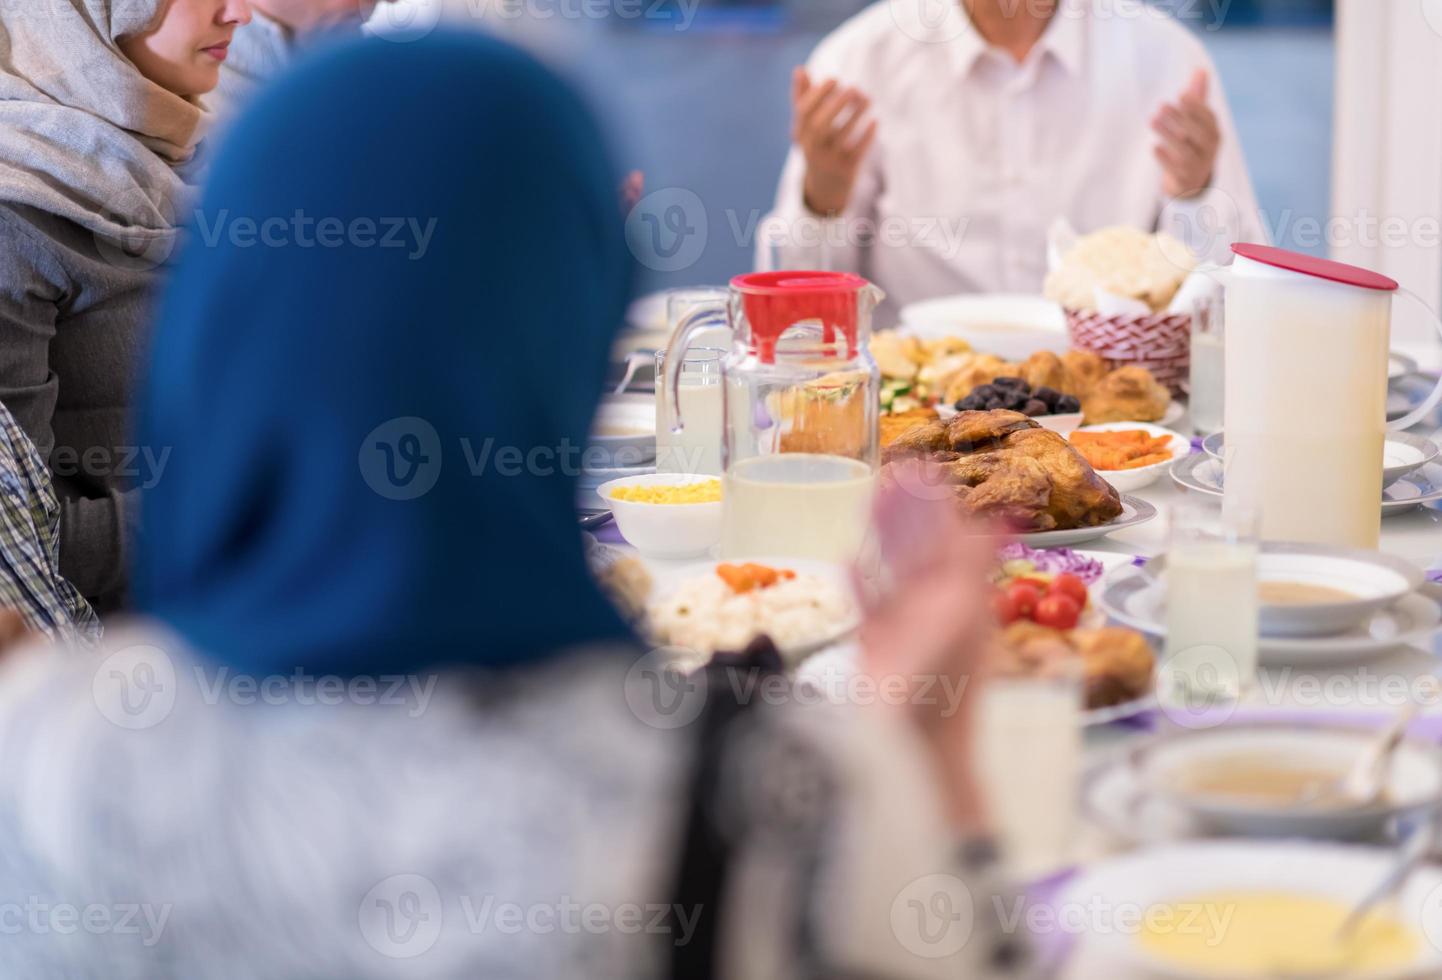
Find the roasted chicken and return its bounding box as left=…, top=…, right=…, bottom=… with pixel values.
left=883, top=410, right=1123, bottom=531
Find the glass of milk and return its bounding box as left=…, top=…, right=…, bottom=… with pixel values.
left=655, top=347, right=725, bottom=476
left=975, top=665, right=1083, bottom=879
left=1188, top=296, right=1225, bottom=436
left=1160, top=502, right=1260, bottom=717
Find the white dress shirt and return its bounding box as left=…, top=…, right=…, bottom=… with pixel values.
left=760, top=0, right=1268, bottom=324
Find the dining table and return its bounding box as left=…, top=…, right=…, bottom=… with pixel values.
left=591, top=365, right=1442, bottom=978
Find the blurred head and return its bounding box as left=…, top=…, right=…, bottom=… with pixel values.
left=252, top=0, right=396, bottom=33
left=136, top=31, right=634, bottom=676
left=118, top=0, right=253, bottom=97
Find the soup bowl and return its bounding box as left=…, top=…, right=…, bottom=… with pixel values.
left=1128, top=722, right=1442, bottom=840
left=1146, top=543, right=1422, bottom=638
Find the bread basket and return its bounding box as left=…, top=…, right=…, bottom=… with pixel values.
left=1065, top=309, right=1191, bottom=396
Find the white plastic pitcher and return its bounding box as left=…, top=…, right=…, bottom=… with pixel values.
left=1221, top=244, right=1442, bottom=549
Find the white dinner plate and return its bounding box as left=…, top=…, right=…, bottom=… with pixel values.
left=1171, top=454, right=1442, bottom=516
left=1096, top=566, right=1441, bottom=665
left=1056, top=841, right=1442, bottom=980
left=1202, top=431, right=1441, bottom=487
left=896, top=293, right=1068, bottom=361
left=1018, top=494, right=1158, bottom=547
left=645, top=557, right=860, bottom=664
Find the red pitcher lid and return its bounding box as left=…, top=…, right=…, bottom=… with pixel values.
left=1231, top=243, right=1398, bottom=292
left=732, top=270, right=872, bottom=363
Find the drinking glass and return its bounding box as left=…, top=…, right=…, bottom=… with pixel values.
left=655, top=347, right=725, bottom=476
left=1189, top=295, right=1225, bottom=436
left=1160, top=502, right=1260, bottom=717
left=975, top=665, right=1082, bottom=879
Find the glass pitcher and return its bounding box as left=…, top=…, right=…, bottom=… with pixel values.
left=1220, top=244, right=1442, bottom=549
left=664, top=271, right=884, bottom=563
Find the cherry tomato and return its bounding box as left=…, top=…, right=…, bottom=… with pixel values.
left=1034, top=594, right=1082, bottom=630
left=992, top=589, right=1022, bottom=625
left=1047, top=573, right=1089, bottom=608
left=1005, top=581, right=1043, bottom=619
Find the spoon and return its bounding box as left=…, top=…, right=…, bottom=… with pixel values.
left=1335, top=820, right=1436, bottom=942
left=612, top=350, right=653, bottom=395
left=1294, top=687, right=1432, bottom=809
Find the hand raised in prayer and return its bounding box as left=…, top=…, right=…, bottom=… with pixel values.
left=1152, top=69, right=1221, bottom=200
left=792, top=67, right=877, bottom=217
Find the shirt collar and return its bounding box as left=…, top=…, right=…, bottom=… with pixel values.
left=944, top=0, right=1087, bottom=78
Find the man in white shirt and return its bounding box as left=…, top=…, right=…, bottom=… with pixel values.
left=760, top=0, right=1268, bottom=323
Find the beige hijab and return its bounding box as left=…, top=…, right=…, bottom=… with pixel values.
left=0, top=0, right=211, bottom=257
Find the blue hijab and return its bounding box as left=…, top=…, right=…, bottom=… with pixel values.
left=133, top=31, right=635, bottom=676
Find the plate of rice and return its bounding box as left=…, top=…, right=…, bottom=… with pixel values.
left=645, top=558, right=859, bottom=666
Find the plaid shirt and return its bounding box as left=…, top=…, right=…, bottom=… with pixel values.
left=0, top=401, right=100, bottom=645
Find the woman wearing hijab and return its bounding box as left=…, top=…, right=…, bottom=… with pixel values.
left=0, top=0, right=251, bottom=611
left=0, top=30, right=1024, bottom=978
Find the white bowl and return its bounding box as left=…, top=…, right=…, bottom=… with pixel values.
left=1146, top=543, right=1422, bottom=638
left=896, top=293, right=1068, bottom=361
left=1071, top=421, right=1190, bottom=492
left=1058, top=841, right=1442, bottom=980
left=594, top=473, right=722, bottom=559
left=1129, top=723, right=1442, bottom=840
left=1203, top=430, right=1441, bottom=487
left=589, top=397, right=656, bottom=468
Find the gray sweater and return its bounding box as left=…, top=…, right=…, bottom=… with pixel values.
left=0, top=202, right=147, bottom=608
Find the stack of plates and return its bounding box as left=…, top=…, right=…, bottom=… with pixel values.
left=1174, top=446, right=1442, bottom=517
left=581, top=396, right=657, bottom=511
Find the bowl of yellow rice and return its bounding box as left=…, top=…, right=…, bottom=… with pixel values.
left=597, top=473, right=723, bottom=559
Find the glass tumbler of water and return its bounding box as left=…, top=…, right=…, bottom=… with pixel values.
left=1160, top=502, right=1260, bottom=720
left=1189, top=296, right=1225, bottom=436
